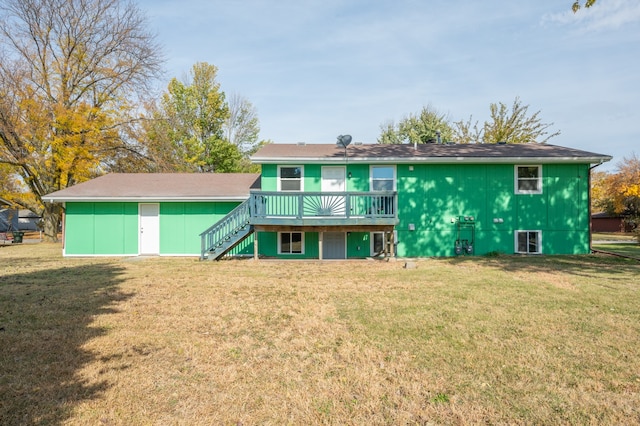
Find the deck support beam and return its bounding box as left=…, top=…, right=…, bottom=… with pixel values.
left=254, top=231, right=259, bottom=260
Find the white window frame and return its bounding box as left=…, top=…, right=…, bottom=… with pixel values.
left=515, top=230, right=542, bottom=254
left=370, top=232, right=386, bottom=256
left=278, top=231, right=305, bottom=254
left=370, top=165, right=396, bottom=192
left=514, top=165, right=542, bottom=194
left=277, top=165, right=304, bottom=192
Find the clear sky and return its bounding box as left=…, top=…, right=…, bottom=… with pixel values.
left=138, top=0, right=639, bottom=171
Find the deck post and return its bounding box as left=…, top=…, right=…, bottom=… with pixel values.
left=318, top=231, right=323, bottom=260
left=254, top=231, right=259, bottom=260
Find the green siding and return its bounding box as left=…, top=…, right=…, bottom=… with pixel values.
left=65, top=201, right=244, bottom=256
left=65, top=202, right=138, bottom=255
left=257, top=161, right=592, bottom=258
left=159, top=202, right=241, bottom=255
left=261, top=164, right=277, bottom=191
left=394, top=163, right=590, bottom=256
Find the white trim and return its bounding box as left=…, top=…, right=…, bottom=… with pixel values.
left=514, top=165, right=543, bottom=194
left=514, top=230, right=542, bottom=254
left=62, top=253, right=138, bottom=258
left=277, top=165, right=304, bottom=192
left=252, top=156, right=611, bottom=165
left=43, top=196, right=249, bottom=203
left=277, top=231, right=305, bottom=254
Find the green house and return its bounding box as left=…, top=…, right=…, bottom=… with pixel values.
left=44, top=143, right=611, bottom=259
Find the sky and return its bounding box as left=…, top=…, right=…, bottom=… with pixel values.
left=138, top=0, right=640, bottom=171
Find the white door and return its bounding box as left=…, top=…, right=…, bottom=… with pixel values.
left=139, top=203, right=159, bottom=254
left=321, top=166, right=346, bottom=216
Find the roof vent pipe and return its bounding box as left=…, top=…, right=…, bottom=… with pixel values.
left=437, top=131, right=441, bottom=144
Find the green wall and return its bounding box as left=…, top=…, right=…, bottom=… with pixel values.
left=160, top=202, right=243, bottom=255
left=65, top=202, right=138, bottom=255
left=64, top=201, right=243, bottom=256
left=257, top=162, right=591, bottom=258
left=394, top=163, right=589, bottom=256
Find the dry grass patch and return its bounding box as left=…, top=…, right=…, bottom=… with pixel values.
left=1, top=245, right=639, bottom=425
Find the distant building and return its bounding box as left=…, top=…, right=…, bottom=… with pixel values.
left=591, top=212, right=633, bottom=233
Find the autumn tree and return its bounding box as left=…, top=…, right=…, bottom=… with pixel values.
left=572, top=0, right=597, bottom=12
left=0, top=0, right=162, bottom=240
left=452, top=97, right=559, bottom=144
left=378, top=105, right=453, bottom=144
left=594, top=154, right=640, bottom=240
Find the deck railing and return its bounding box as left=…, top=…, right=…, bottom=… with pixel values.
left=248, top=191, right=396, bottom=220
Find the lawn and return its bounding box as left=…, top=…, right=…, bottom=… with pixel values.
left=592, top=243, right=640, bottom=259
left=1, top=244, right=639, bottom=425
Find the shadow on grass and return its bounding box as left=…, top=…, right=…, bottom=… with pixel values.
left=0, top=261, right=132, bottom=425
left=443, top=253, right=639, bottom=280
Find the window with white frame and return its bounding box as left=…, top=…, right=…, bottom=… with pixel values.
left=370, top=166, right=395, bottom=191
left=515, top=165, right=542, bottom=194
left=279, top=232, right=304, bottom=254
left=371, top=232, right=385, bottom=255
left=515, top=230, right=541, bottom=254
left=278, top=166, right=303, bottom=191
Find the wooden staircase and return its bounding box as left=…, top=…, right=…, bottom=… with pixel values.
left=200, top=200, right=253, bottom=260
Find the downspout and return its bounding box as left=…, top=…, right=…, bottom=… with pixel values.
left=588, top=161, right=605, bottom=253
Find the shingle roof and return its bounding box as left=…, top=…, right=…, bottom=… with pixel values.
left=43, top=173, right=261, bottom=202
left=252, top=143, right=611, bottom=164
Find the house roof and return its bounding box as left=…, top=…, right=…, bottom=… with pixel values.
left=42, top=173, right=261, bottom=202
left=251, top=143, right=612, bottom=165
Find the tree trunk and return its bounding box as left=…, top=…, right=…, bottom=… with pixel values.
left=42, top=203, right=63, bottom=242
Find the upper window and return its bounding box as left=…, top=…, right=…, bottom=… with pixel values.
left=371, top=166, right=395, bottom=191
left=278, top=166, right=303, bottom=191
left=515, top=230, right=541, bottom=254
left=515, top=165, right=542, bottom=194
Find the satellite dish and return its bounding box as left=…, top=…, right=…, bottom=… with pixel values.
left=336, top=134, right=352, bottom=148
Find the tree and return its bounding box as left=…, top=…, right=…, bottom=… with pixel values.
left=0, top=0, right=162, bottom=241
left=572, top=0, right=597, bottom=12
left=224, top=93, right=260, bottom=156
left=451, top=116, right=483, bottom=145
left=594, top=154, right=640, bottom=240
left=378, top=105, right=453, bottom=144
left=452, top=97, right=560, bottom=144
left=148, top=62, right=232, bottom=172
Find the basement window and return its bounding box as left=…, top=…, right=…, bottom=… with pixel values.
left=278, top=166, right=303, bottom=191
left=515, top=230, right=541, bottom=254
left=515, top=165, right=542, bottom=194
left=279, top=232, right=304, bottom=254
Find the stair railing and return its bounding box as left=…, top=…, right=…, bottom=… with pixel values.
left=200, top=199, right=251, bottom=260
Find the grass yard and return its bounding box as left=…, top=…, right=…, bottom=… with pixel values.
left=592, top=243, right=640, bottom=259
left=592, top=232, right=636, bottom=242
left=1, top=244, right=639, bottom=425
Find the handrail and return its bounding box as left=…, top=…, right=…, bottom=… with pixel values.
left=200, top=199, right=250, bottom=259
left=249, top=190, right=396, bottom=219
